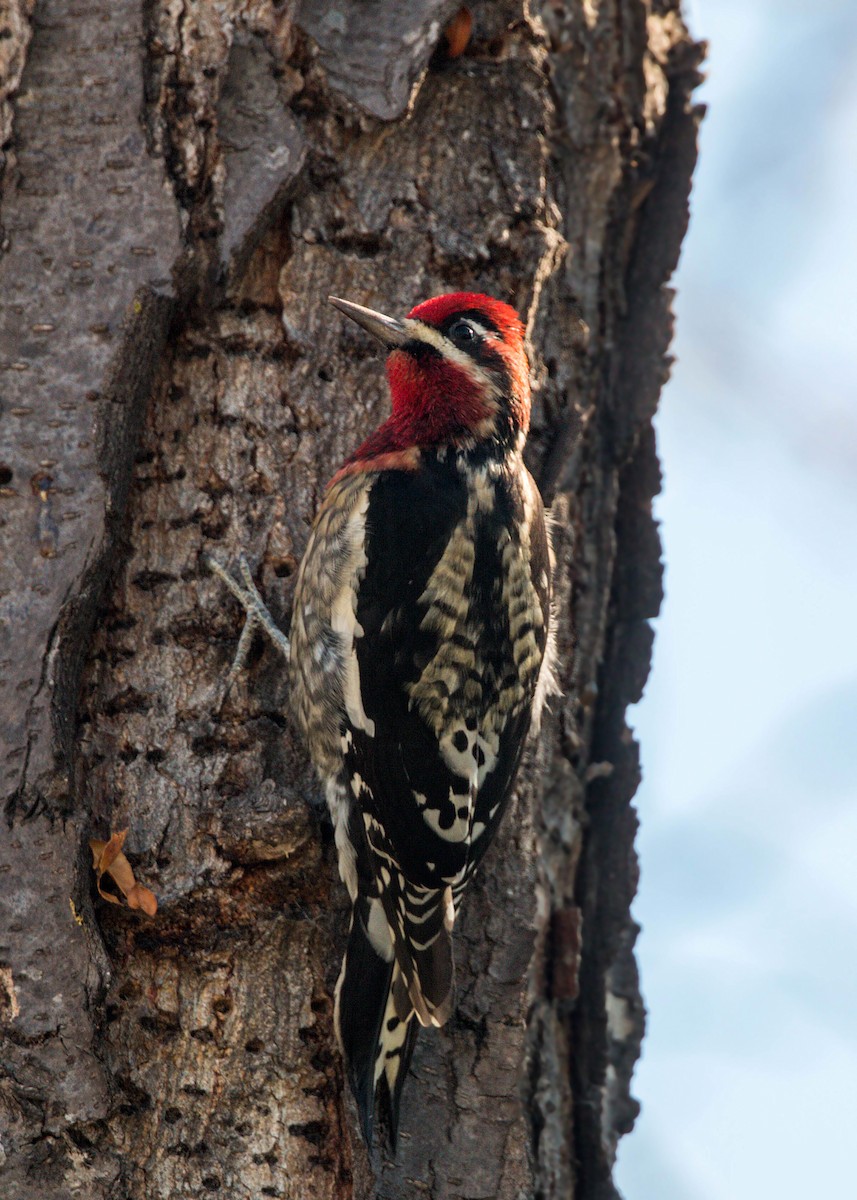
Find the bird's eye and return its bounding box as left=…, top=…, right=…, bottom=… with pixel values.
left=449, top=320, right=477, bottom=344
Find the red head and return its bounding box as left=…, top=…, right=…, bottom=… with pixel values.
left=329, top=292, right=531, bottom=475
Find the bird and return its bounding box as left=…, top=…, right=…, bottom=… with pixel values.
left=210, top=291, right=555, bottom=1147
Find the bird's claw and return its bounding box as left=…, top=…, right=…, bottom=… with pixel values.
left=205, top=553, right=290, bottom=701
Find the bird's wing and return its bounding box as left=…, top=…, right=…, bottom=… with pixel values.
left=345, top=459, right=551, bottom=1022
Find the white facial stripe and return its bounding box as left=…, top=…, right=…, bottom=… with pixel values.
left=403, top=318, right=500, bottom=401
left=461, top=318, right=494, bottom=336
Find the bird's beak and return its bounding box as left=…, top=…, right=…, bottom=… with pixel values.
left=329, top=296, right=409, bottom=348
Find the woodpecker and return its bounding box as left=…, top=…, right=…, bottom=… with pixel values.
left=211, top=292, right=555, bottom=1146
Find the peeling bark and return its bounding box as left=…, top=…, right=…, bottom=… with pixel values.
left=0, top=2, right=702, bottom=1197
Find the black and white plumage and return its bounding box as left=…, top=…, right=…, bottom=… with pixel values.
left=286, top=292, right=556, bottom=1144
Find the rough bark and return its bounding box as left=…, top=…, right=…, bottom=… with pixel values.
left=0, top=2, right=702, bottom=1197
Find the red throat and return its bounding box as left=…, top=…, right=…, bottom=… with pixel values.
left=386, top=351, right=496, bottom=440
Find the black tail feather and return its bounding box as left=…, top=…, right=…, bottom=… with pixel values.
left=336, top=902, right=395, bottom=1145
left=379, top=1014, right=419, bottom=1150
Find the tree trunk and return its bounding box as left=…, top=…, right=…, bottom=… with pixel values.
left=0, top=2, right=702, bottom=1197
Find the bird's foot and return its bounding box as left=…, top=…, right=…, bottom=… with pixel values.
left=205, top=554, right=290, bottom=698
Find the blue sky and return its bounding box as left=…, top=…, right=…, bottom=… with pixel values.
left=615, top=3, right=857, bottom=1196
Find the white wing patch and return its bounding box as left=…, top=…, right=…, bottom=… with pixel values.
left=366, top=896, right=395, bottom=962
left=439, top=722, right=499, bottom=790
left=413, top=788, right=472, bottom=844
left=329, top=488, right=376, bottom=737
left=327, top=777, right=358, bottom=902
left=411, top=718, right=500, bottom=847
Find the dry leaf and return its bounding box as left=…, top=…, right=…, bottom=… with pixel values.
left=90, top=829, right=158, bottom=917
left=443, top=7, right=472, bottom=58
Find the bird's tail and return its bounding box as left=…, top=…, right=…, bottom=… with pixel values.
left=334, top=894, right=420, bottom=1146
left=376, top=965, right=420, bottom=1145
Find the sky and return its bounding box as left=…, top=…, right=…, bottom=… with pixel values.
left=615, top=2, right=857, bottom=1197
